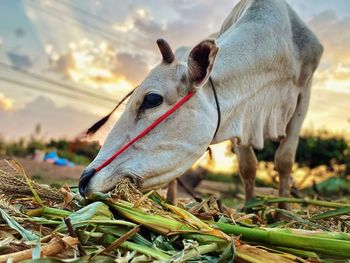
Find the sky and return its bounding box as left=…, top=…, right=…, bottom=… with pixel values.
left=0, top=0, right=350, bottom=141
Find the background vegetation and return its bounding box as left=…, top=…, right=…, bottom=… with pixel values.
left=1, top=126, right=349, bottom=170
left=255, top=130, right=350, bottom=174
left=0, top=124, right=99, bottom=165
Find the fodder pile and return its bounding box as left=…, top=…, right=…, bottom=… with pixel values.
left=0, top=159, right=350, bottom=262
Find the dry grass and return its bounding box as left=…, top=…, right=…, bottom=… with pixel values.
left=0, top=159, right=64, bottom=203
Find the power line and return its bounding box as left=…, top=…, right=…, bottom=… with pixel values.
left=21, top=0, right=155, bottom=59
left=0, top=63, right=130, bottom=111
left=0, top=75, right=113, bottom=107
left=2, top=1, right=137, bottom=110
left=22, top=0, right=129, bottom=47
left=56, top=0, right=150, bottom=53
left=0, top=61, right=118, bottom=104
left=60, top=0, right=114, bottom=26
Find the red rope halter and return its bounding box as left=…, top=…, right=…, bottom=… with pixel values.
left=95, top=91, right=195, bottom=172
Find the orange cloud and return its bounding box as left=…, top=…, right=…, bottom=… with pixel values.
left=0, top=93, right=13, bottom=111
left=309, top=11, right=350, bottom=93
left=46, top=39, right=149, bottom=94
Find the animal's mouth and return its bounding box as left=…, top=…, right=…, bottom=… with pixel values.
left=102, top=172, right=144, bottom=196
left=104, top=173, right=170, bottom=195
left=122, top=173, right=144, bottom=188
left=79, top=169, right=143, bottom=197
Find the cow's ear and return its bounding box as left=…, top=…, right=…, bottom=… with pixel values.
left=187, top=39, right=219, bottom=90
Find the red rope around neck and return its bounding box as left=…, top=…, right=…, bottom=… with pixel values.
left=95, top=91, right=195, bottom=172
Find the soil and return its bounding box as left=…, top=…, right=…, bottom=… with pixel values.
left=12, top=157, right=84, bottom=185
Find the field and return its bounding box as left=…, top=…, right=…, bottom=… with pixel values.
left=1, top=137, right=350, bottom=262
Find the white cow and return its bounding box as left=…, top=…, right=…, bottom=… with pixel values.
left=79, top=0, right=323, bottom=205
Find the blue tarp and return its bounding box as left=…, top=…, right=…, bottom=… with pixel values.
left=44, top=151, right=58, bottom=160
left=44, top=151, right=75, bottom=167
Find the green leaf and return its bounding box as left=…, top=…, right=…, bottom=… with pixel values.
left=0, top=208, right=38, bottom=241
left=244, top=197, right=265, bottom=210
left=98, top=226, right=152, bottom=247
left=310, top=207, right=350, bottom=221
left=32, top=239, right=41, bottom=260
left=102, top=234, right=170, bottom=260
left=218, top=239, right=235, bottom=263
left=57, top=202, right=117, bottom=230
left=151, top=235, right=175, bottom=251
left=148, top=191, right=166, bottom=206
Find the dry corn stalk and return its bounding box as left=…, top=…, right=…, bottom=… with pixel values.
left=0, top=160, right=63, bottom=202
left=0, top=236, right=78, bottom=263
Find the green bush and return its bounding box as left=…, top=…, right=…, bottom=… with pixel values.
left=297, top=136, right=349, bottom=168
left=2, top=137, right=100, bottom=166
left=26, top=139, right=46, bottom=154
left=45, top=139, right=99, bottom=165
left=47, top=139, right=69, bottom=151
left=255, top=134, right=350, bottom=169
left=56, top=149, right=92, bottom=166
left=4, top=139, right=28, bottom=157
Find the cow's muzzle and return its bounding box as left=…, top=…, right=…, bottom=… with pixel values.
left=78, top=168, right=96, bottom=197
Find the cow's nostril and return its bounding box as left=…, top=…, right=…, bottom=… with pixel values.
left=78, top=168, right=96, bottom=197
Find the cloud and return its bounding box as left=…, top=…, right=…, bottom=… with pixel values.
left=0, top=93, right=13, bottom=111
left=306, top=89, right=350, bottom=131
left=304, top=11, right=350, bottom=130
left=7, top=52, right=33, bottom=69
left=308, top=11, right=350, bottom=92
left=112, top=0, right=237, bottom=53
left=0, top=96, right=99, bottom=140
left=46, top=39, right=148, bottom=87
left=114, top=52, right=149, bottom=85
left=25, top=9, right=37, bottom=21
left=38, top=1, right=241, bottom=100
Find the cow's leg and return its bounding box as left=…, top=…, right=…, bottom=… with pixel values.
left=234, top=144, right=258, bottom=202
left=166, top=180, right=177, bottom=204
left=275, top=84, right=311, bottom=209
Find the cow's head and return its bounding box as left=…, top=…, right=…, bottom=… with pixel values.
left=79, top=38, right=219, bottom=197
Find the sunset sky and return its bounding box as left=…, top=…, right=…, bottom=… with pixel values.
left=0, top=0, right=349, bottom=141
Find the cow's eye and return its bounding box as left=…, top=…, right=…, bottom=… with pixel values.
left=140, top=93, right=163, bottom=110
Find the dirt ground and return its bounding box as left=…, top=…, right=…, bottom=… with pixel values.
left=14, top=157, right=84, bottom=186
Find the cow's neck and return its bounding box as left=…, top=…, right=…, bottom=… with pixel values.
left=207, top=31, right=300, bottom=149
left=207, top=72, right=298, bottom=149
